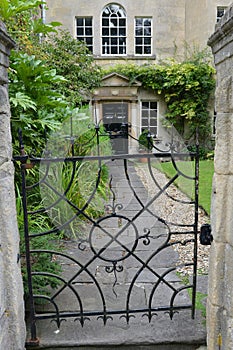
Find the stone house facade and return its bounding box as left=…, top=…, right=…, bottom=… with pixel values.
left=44, top=0, right=231, bottom=152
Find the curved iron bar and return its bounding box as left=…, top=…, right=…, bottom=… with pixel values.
left=147, top=264, right=193, bottom=312
left=147, top=157, right=194, bottom=205
left=28, top=165, right=104, bottom=237
left=31, top=271, right=84, bottom=316
left=167, top=284, right=194, bottom=320
left=123, top=158, right=147, bottom=208
left=126, top=235, right=196, bottom=312
left=31, top=249, right=107, bottom=316
left=28, top=160, right=77, bottom=214
left=130, top=172, right=195, bottom=228
left=170, top=150, right=196, bottom=180
left=33, top=294, right=65, bottom=329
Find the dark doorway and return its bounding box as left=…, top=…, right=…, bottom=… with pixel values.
left=103, top=102, right=128, bottom=154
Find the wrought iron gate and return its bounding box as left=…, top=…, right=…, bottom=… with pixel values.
left=14, top=126, right=200, bottom=346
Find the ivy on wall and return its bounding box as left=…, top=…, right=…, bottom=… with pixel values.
left=104, top=52, right=216, bottom=144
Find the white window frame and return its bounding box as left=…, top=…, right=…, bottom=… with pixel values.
left=101, top=3, right=127, bottom=56
left=134, top=17, right=152, bottom=56
left=76, top=16, right=93, bottom=53
left=140, top=101, right=158, bottom=137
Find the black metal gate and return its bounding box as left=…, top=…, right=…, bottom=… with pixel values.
left=14, top=126, right=200, bottom=346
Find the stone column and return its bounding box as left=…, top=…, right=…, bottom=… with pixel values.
left=0, top=21, right=26, bottom=349
left=207, top=4, right=233, bottom=350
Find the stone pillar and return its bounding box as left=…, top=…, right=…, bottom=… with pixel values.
left=207, top=4, right=233, bottom=350
left=0, top=21, right=26, bottom=349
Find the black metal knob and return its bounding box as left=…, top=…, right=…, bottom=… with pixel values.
left=200, top=224, right=213, bottom=245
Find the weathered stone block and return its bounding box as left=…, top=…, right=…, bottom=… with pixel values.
left=215, top=113, right=233, bottom=174
left=223, top=243, right=233, bottom=316
left=207, top=241, right=225, bottom=307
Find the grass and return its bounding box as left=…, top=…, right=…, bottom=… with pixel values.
left=154, top=160, right=214, bottom=215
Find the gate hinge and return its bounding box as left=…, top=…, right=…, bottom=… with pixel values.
left=200, top=224, right=213, bottom=245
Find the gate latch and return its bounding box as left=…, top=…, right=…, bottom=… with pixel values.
left=200, top=224, right=213, bottom=245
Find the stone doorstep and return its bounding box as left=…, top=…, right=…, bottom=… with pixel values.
left=26, top=311, right=207, bottom=349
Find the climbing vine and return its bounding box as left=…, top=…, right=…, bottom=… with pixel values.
left=104, top=51, right=216, bottom=144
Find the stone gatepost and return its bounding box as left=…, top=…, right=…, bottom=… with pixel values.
left=207, top=4, right=233, bottom=350
left=0, top=21, right=26, bottom=349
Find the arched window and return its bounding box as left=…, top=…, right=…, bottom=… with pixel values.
left=102, top=4, right=126, bottom=55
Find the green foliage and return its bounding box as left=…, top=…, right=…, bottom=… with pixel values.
left=40, top=109, right=112, bottom=237
left=9, top=51, right=68, bottom=154
left=35, top=30, right=102, bottom=106
left=15, top=186, right=62, bottom=298
left=105, top=50, right=215, bottom=144
left=0, top=0, right=44, bottom=21
left=138, top=129, right=153, bottom=151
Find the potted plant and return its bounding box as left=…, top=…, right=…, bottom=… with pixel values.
left=138, top=129, right=153, bottom=162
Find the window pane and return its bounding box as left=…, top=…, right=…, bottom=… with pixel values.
left=77, top=28, right=83, bottom=36
left=136, top=37, right=142, bottom=45
left=119, top=28, right=126, bottom=36
left=103, top=28, right=109, bottom=36
left=86, top=37, right=92, bottom=45
left=85, top=18, right=92, bottom=26
left=119, top=19, right=126, bottom=26
left=144, top=27, right=151, bottom=36
left=144, top=37, right=151, bottom=45
left=85, top=28, right=92, bottom=35
left=144, top=19, right=151, bottom=26
left=77, top=18, right=83, bottom=26
left=111, top=28, right=117, bottom=36
left=136, top=27, right=143, bottom=36
left=150, top=102, right=157, bottom=109
left=144, top=46, right=151, bottom=54
left=102, top=19, right=109, bottom=26
left=142, top=102, right=149, bottom=108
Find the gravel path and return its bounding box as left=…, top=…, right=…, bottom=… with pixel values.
left=135, top=163, right=210, bottom=276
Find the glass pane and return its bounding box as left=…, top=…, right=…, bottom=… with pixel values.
left=119, top=19, right=126, bottom=26
left=150, top=102, right=157, bottom=109
left=144, top=37, right=151, bottom=45
left=86, top=37, right=92, bottom=45
left=76, top=18, right=83, bottom=26
left=150, top=118, right=157, bottom=126
left=144, top=27, right=151, bottom=36
left=142, top=110, right=149, bottom=118
left=136, top=18, right=143, bottom=26
left=103, top=28, right=109, bottom=36
left=136, top=37, right=142, bottom=45
left=119, top=28, right=126, bottom=36
left=144, top=19, right=151, bottom=26
left=136, top=28, right=143, bottom=36
left=111, top=38, right=117, bottom=45
left=142, top=102, right=149, bottom=108
left=111, top=28, right=117, bottom=36
left=85, top=28, right=92, bottom=35
left=77, top=28, right=83, bottom=36
left=136, top=47, right=142, bottom=54
left=111, top=46, right=117, bottom=54
left=102, top=19, right=109, bottom=26
left=144, top=46, right=151, bottom=54
left=85, top=18, right=92, bottom=26
left=151, top=126, right=157, bottom=135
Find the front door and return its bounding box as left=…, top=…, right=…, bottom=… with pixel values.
left=103, top=102, right=128, bottom=154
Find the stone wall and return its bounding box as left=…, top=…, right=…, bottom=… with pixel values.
left=0, top=21, right=26, bottom=350
left=207, top=4, right=233, bottom=349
